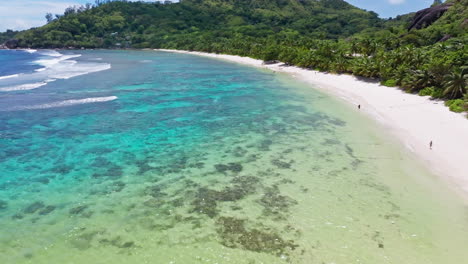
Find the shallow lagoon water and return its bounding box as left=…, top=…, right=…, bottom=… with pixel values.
left=0, top=50, right=467, bottom=263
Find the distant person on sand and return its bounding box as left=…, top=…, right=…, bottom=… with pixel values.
left=430, top=141, right=433, bottom=150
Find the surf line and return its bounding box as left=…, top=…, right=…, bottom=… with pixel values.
left=2, top=96, right=118, bottom=111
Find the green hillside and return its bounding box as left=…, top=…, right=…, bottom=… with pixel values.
left=13, top=0, right=382, bottom=48
left=3, top=0, right=467, bottom=112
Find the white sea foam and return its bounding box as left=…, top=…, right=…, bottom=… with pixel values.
left=21, top=49, right=37, bottom=54
left=34, top=54, right=81, bottom=69
left=0, top=82, right=47, bottom=92
left=37, top=50, right=62, bottom=57
left=31, top=51, right=111, bottom=79
left=4, top=96, right=118, bottom=111
left=47, top=61, right=111, bottom=79
left=0, top=50, right=111, bottom=93
left=0, top=74, right=19, bottom=80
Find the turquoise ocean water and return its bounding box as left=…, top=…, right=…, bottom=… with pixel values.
left=0, top=50, right=467, bottom=263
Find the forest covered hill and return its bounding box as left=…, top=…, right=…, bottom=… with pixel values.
left=11, top=0, right=384, bottom=48
left=1, top=0, right=467, bottom=113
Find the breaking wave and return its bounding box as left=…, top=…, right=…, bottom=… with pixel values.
left=0, top=82, right=47, bottom=92
left=3, top=96, right=118, bottom=111
left=20, top=49, right=37, bottom=54
left=0, top=50, right=111, bottom=92
left=0, top=74, right=19, bottom=80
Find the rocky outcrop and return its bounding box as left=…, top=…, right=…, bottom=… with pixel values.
left=1, top=39, right=19, bottom=49
left=5, top=39, right=19, bottom=49
left=408, top=3, right=454, bottom=31
left=438, top=34, right=452, bottom=42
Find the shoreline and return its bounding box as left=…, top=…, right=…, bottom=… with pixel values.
left=157, top=49, right=468, bottom=200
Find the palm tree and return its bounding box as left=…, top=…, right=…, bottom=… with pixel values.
left=332, top=55, right=349, bottom=73
left=406, top=69, right=432, bottom=92
left=392, top=65, right=410, bottom=86
left=443, top=67, right=467, bottom=99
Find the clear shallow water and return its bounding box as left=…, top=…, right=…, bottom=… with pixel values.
left=0, top=50, right=467, bottom=263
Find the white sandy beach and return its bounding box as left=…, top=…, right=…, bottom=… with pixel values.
left=158, top=49, right=468, bottom=199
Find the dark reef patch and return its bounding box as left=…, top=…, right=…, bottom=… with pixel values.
left=85, top=147, right=115, bottom=155
left=231, top=175, right=261, bottom=190
left=258, top=139, right=273, bottom=151
left=359, top=179, right=391, bottom=195
left=92, top=165, right=123, bottom=178
left=69, top=204, right=93, bottom=218
left=143, top=198, right=165, bottom=208
left=344, top=144, right=357, bottom=159
left=271, top=159, right=293, bottom=169
left=216, top=216, right=298, bottom=256
left=0, top=200, right=7, bottom=210
left=257, top=169, right=282, bottom=179
left=109, top=181, right=126, bottom=193
left=351, top=159, right=363, bottom=169
left=258, top=186, right=298, bottom=220
left=190, top=176, right=260, bottom=218
left=23, top=201, right=45, bottom=214
left=145, top=184, right=168, bottom=198
left=214, top=162, right=243, bottom=173
left=100, top=236, right=136, bottom=249
left=323, top=138, right=340, bottom=145
left=245, top=154, right=259, bottom=162
left=278, top=178, right=295, bottom=185
left=50, top=164, right=74, bottom=174
left=327, top=117, right=346, bottom=127
left=33, top=176, right=52, bottom=184
left=190, top=187, right=221, bottom=218
left=188, top=162, right=205, bottom=169
left=182, top=179, right=200, bottom=189
left=91, top=158, right=123, bottom=178
left=371, top=231, right=385, bottom=250
left=12, top=213, right=24, bottom=220
left=38, top=205, right=56, bottom=215
left=233, top=146, right=248, bottom=157
left=170, top=197, right=184, bottom=207
left=71, top=229, right=103, bottom=250
left=136, top=160, right=154, bottom=174
left=92, top=157, right=113, bottom=168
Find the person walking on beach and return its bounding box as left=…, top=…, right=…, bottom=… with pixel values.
left=430, top=140, right=433, bottom=150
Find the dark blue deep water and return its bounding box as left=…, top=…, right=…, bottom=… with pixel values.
left=0, top=50, right=42, bottom=77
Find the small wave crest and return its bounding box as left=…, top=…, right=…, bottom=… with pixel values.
left=3, top=96, right=118, bottom=111
left=48, top=62, right=111, bottom=79
left=0, top=74, right=19, bottom=80
left=0, top=82, right=47, bottom=92
left=34, top=54, right=81, bottom=70
left=20, top=49, right=37, bottom=54
left=37, top=50, right=62, bottom=57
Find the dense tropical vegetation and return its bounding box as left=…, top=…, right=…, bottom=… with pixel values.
left=1, top=0, right=467, bottom=113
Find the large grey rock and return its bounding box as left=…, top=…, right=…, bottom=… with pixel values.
left=4, top=39, right=19, bottom=49
left=408, top=3, right=453, bottom=31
